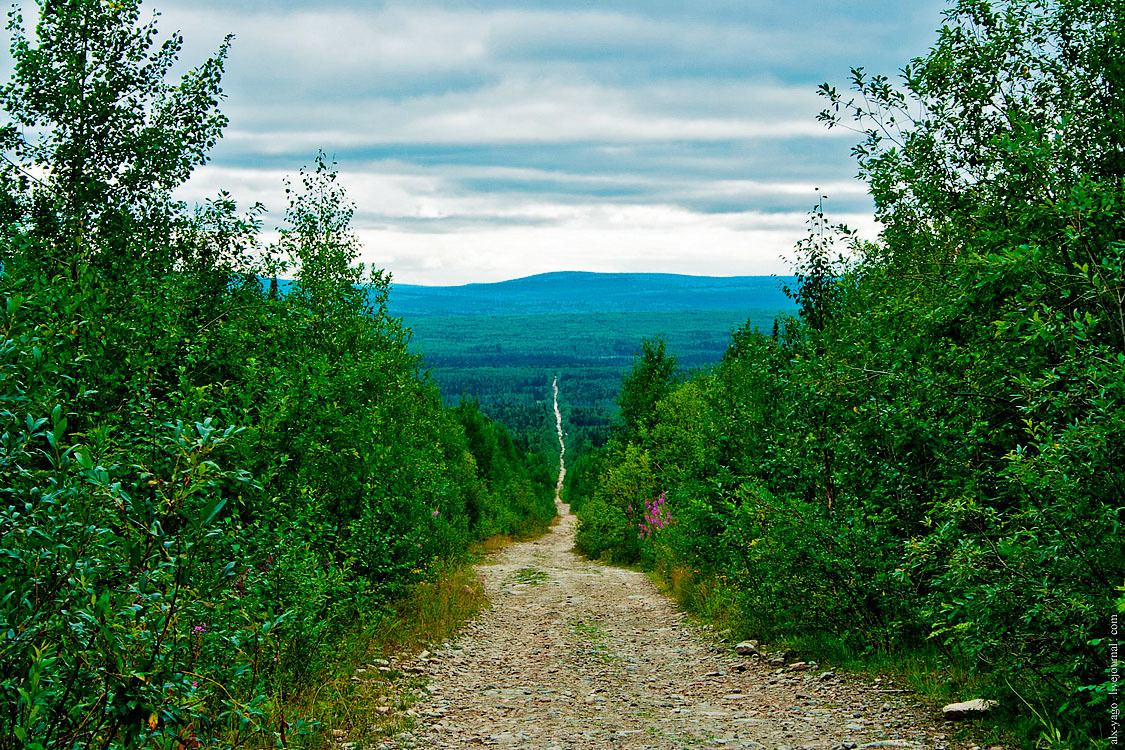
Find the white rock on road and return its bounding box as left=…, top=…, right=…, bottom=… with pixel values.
left=942, top=699, right=998, bottom=720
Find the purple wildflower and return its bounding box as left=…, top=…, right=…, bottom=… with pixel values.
left=637, top=492, right=672, bottom=539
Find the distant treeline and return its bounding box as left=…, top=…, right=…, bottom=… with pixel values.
left=388, top=272, right=796, bottom=318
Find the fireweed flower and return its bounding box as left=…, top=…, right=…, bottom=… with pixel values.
left=638, top=492, right=671, bottom=538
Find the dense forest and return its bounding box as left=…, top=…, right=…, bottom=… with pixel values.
left=404, top=307, right=787, bottom=451
left=386, top=273, right=794, bottom=459
left=571, top=1, right=1124, bottom=746
left=0, top=2, right=555, bottom=747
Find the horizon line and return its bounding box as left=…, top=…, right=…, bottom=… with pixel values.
left=390, top=269, right=795, bottom=289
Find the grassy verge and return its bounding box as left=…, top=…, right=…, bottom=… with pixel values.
left=278, top=527, right=555, bottom=748
left=267, top=562, right=486, bottom=748
left=470, top=519, right=561, bottom=560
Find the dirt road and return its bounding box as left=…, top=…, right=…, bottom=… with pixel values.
left=552, top=375, right=566, bottom=504
left=388, top=504, right=979, bottom=749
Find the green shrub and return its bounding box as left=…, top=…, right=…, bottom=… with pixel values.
left=0, top=3, right=556, bottom=746
left=575, top=497, right=633, bottom=563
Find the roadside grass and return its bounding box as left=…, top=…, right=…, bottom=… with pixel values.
left=471, top=524, right=556, bottom=561
left=473, top=533, right=517, bottom=555
left=275, top=561, right=486, bottom=748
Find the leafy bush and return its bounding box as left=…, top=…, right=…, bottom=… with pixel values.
left=575, top=497, right=632, bottom=562
left=575, top=441, right=656, bottom=563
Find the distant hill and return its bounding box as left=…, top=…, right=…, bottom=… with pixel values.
left=386, top=272, right=794, bottom=317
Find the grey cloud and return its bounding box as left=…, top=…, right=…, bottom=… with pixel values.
left=62, top=0, right=951, bottom=282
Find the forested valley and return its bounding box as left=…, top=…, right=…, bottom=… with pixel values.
left=391, top=280, right=792, bottom=484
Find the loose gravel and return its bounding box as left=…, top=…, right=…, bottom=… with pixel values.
left=381, top=504, right=996, bottom=750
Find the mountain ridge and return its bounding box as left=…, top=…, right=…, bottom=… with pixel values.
left=388, top=271, right=796, bottom=317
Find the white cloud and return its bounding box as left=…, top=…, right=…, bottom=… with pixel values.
left=211, top=76, right=844, bottom=158
left=177, top=160, right=880, bottom=287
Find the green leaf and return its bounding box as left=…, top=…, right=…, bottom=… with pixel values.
left=51, top=416, right=67, bottom=447
left=200, top=496, right=227, bottom=526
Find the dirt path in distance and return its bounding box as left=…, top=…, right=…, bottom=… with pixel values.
left=552, top=375, right=566, bottom=504
left=388, top=504, right=983, bottom=750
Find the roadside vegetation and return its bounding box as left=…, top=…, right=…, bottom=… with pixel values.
left=572, top=1, right=1125, bottom=746
left=0, top=2, right=554, bottom=747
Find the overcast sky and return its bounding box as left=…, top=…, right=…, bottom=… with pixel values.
left=40, top=1, right=952, bottom=285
